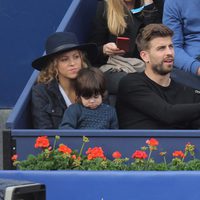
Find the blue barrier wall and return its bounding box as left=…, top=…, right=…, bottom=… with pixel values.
left=0, top=171, right=200, bottom=200
left=0, top=0, right=73, bottom=108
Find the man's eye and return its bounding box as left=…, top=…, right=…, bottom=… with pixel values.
left=158, top=47, right=165, bottom=50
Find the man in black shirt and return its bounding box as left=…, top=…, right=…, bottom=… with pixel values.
left=116, top=24, right=200, bottom=129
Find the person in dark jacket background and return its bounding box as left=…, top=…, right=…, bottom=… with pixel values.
left=31, top=32, right=97, bottom=129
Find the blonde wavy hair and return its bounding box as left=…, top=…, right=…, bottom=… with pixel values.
left=37, top=51, right=88, bottom=84
left=106, top=0, right=143, bottom=36
left=106, top=0, right=129, bottom=35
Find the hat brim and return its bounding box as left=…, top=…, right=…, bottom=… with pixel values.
left=32, top=43, right=98, bottom=71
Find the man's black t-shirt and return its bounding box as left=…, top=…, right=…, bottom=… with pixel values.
left=116, top=72, right=200, bottom=129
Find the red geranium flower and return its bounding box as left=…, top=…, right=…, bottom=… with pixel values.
left=86, top=147, right=106, bottom=160
left=132, top=150, right=148, bottom=159
left=34, top=136, right=50, bottom=149
left=11, top=154, right=18, bottom=161
left=58, top=144, right=72, bottom=154
left=172, top=151, right=185, bottom=158
left=112, top=151, right=122, bottom=159
left=146, top=138, right=159, bottom=146
left=71, top=155, right=76, bottom=159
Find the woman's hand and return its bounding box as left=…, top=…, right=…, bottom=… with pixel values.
left=103, top=42, right=125, bottom=56
left=144, top=0, right=153, bottom=5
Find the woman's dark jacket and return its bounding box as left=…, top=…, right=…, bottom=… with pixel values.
left=89, top=1, right=162, bottom=66
left=31, top=79, right=67, bottom=129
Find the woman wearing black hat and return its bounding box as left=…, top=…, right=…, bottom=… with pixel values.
left=31, top=32, right=97, bottom=129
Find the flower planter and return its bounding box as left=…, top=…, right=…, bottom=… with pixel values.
left=10, top=130, right=200, bottom=162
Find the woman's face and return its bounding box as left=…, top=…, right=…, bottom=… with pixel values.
left=56, top=50, right=82, bottom=80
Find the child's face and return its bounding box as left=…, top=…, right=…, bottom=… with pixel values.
left=81, top=95, right=102, bottom=109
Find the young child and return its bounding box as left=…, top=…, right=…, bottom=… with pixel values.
left=59, top=67, right=118, bottom=129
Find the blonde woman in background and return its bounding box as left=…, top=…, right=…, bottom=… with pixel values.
left=90, top=0, right=163, bottom=66
left=31, top=32, right=97, bottom=129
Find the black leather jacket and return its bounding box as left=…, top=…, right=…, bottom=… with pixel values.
left=31, top=79, right=67, bottom=129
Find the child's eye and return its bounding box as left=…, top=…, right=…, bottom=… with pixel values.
left=93, top=95, right=100, bottom=99
left=82, top=96, right=90, bottom=100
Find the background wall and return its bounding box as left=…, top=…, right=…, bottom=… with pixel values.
left=0, top=0, right=72, bottom=108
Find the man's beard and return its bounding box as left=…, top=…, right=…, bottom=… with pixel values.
left=152, top=61, right=173, bottom=75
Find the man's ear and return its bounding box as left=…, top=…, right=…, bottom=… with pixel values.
left=140, top=51, right=149, bottom=63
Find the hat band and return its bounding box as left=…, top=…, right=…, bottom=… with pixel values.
left=48, top=44, right=78, bottom=54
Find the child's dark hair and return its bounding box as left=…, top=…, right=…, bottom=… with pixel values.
left=75, top=67, right=107, bottom=99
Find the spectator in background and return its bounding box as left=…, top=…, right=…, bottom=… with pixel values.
left=163, top=0, right=200, bottom=89
left=117, top=24, right=200, bottom=129
left=89, top=0, right=162, bottom=67
left=89, top=0, right=163, bottom=102
left=59, top=67, right=118, bottom=129
left=31, top=32, right=97, bottom=129
left=153, top=0, right=164, bottom=18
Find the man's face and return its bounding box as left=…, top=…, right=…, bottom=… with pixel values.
left=142, top=37, right=174, bottom=75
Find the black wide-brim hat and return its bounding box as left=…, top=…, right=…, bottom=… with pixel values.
left=32, top=32, right=98, bottom=71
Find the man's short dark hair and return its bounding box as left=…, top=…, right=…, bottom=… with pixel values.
left=136, top=24, right=174, bottom=52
